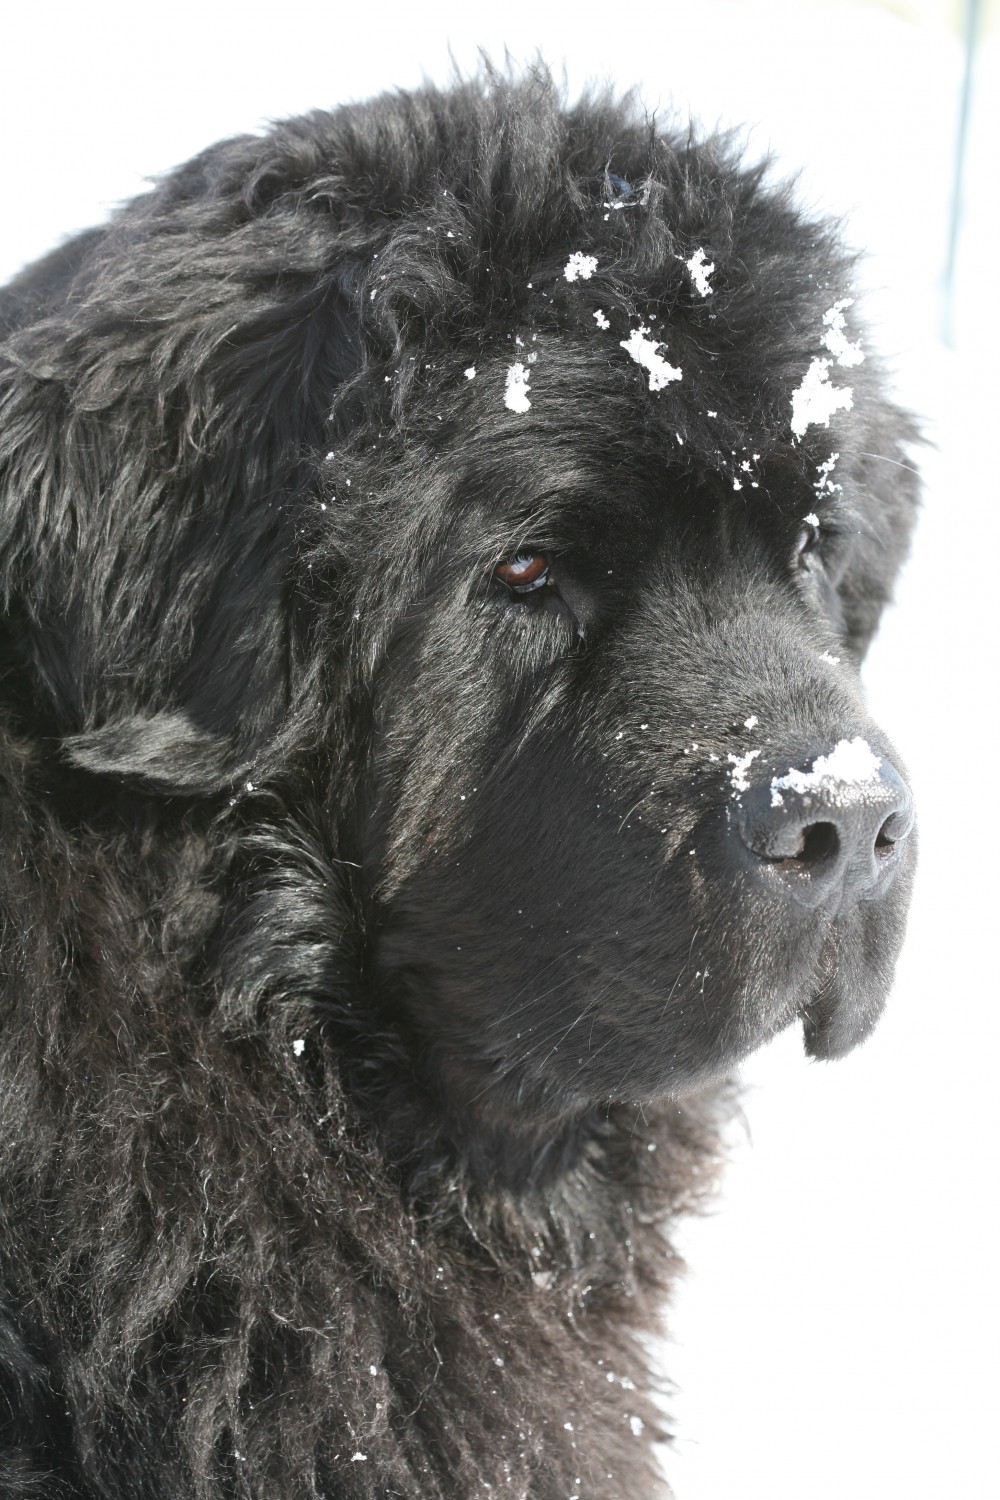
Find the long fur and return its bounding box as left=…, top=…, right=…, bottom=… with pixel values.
left=0, top=68, right=917, bottom=1498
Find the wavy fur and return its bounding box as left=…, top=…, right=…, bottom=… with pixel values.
left=0, top=68, right=917, bottom=1498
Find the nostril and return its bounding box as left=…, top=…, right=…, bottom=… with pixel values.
left=800, top=821, right=839, bottom=866
left=761, top=820, right=839, bottom=871
left=875, top=813, right=903, bottom=856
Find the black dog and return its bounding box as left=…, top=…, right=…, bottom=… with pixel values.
left=0, top=69, right=917, bottom=1498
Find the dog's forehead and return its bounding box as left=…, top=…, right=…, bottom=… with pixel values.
left=417, top=348, right=663, bottom=534
left=422, top=331, right=833, bottom=538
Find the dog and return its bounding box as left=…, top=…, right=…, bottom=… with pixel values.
left=0, top=68, right=917, bottom=1498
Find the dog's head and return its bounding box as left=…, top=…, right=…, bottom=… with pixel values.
left=6, top=76, right=918, bottom=1131
left=304, top=93, right=919, bottom=1122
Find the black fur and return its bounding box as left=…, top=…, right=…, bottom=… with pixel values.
left=0, top=69, right=917, bottom=1498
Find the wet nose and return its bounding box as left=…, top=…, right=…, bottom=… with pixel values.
left=733, top=738, right=915, bottom=910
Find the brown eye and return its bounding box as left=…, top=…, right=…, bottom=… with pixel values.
left=794, top=515, right=821, bottom=566
left=494, top=551, right=550, bottom=592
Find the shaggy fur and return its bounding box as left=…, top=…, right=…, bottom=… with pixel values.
left=0, top=70, right=917, bottom=1498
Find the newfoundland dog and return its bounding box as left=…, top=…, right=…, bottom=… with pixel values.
left=0, top=69, right=917, bottom=1499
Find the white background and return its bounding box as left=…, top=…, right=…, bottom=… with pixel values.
left=3, top=3, right=997, bottom=1496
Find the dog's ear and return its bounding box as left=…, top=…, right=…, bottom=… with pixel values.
left=1, top=153, right=368, bottom=793
left=61, top=712, right=245, bottom=797
left=836, top=396, right=921, bottom=659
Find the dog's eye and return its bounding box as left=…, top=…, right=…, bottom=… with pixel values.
left=794, top=517, right=821, bottom=567
left=495, top=552, right=550, bottom=593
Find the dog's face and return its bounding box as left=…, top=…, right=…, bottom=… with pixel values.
left=325, top=303, right=917, bottom=1120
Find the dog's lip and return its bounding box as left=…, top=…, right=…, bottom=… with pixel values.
left=798, top=982, right=872, bottom=1061
left=792, top=944, right=843, bottom=1059
left=795, top=924, right=839, bottom=1035
left=800, top=1005, right=830, bottom=1058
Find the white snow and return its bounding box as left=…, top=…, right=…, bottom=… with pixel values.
left=744, top=715, right=759, bottom=730
left=292, top=1038, right=305, bottom=1057
left=620, top=326, right=682, bottom=391
left=464, top=366, right=476, bottom=380
left=792, top=301, right=863, bottom=440
left=770, top=736, right=882, bottom=807
left=686, top=246, right=715, bottom=296
left=814, top=453, right=841, bottom=496
left=822, top=298, right=865, bottom=367
left=629, top=1415, right=645, bottom=1437
left=803, top=512, right=820, bottom=527
left=727, top=748, right=761, bottom=794
left=564, top=252, right=598, bottom=282
left=790, top=357, right=853, bottom=439
left=820, top=649, right=842, bottom=664
left=504, top=362, right=532, bottom=413
left=593, top=308, right=610, bottom=330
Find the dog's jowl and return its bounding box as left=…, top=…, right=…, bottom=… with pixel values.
left=0, top=71, right=917, bottom=1499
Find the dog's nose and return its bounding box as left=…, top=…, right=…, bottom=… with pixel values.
left=733, top=739, right=914, bottom=910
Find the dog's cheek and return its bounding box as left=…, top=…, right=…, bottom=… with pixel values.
left=370, top=735, right=804, bottom=1109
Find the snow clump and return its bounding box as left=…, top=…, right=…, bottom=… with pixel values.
left=814, top=453, right=841, bottom=497
left=685, top=247, right=715, bottom=296
left=822, top=299, right=865, bottom=368
left=564, top=252, right=598, bottom=283
left=620, top=326, right=682, bottom=391
left=727, top=748, right=761, bottom=795
left=770, top=736, right=881, bottom=807
left=504, top=362, right=532, bottom=414
left=790, top=358, right=853, bottom=439
left=790, top=298, right=865, bottom=440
